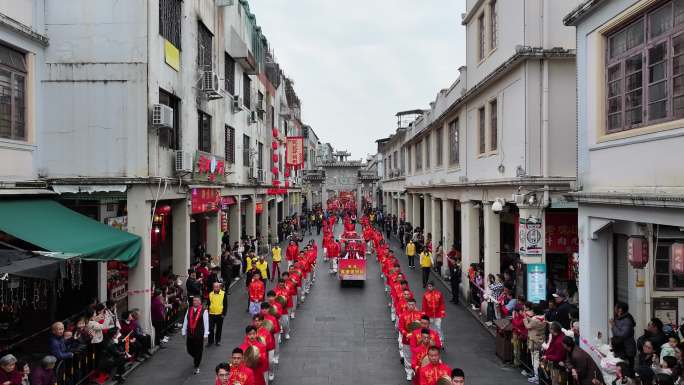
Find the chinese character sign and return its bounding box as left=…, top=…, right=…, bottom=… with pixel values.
left=191, top=188, right=220, bottom=214
left=285, top=136, right=304, bottom=168
left=193, top=151, right=225, bottom=183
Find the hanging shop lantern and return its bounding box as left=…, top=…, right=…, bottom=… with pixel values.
left=627, top=236, right=649, bottom=269
left=671, top=243, right=684, bottom=275
left=272, top=154, right=279, bottom=163
left=272, top=166, right=279, bottom=175
left=272, top=142, right=278, bottom=150
left=272, top=128, right=279, bottom=138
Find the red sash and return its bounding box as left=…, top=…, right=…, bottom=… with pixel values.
left=188, top=305, right=203, bottom=335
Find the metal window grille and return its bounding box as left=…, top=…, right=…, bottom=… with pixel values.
left=159, top=0, right=182, bottom=49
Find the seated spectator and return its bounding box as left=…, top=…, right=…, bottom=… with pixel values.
left=636, top=340, right=657, bottom=384
left=0, top=354, right=22, bottom=385
left=15, top=360, right=28, bottom=385
left=653, top=373, right=675, bottom=385
left=131, top=310, right=153, bottom=355
left=48, top=322, right=74, bottom=361
left=658, top=356, right=678, bottom=377
left=29, top=356, right=57, bottom=385
left=98, top=329, right=127, bottom=383
left=119, top=311, right=149, bottom=360
left=70, top=317, right=91, bottom=352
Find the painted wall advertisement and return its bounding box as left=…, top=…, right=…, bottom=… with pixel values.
left=527, top=263, right=547, bottom=303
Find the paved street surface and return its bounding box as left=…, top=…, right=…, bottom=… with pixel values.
left=124, top=224, right=529, bottom=385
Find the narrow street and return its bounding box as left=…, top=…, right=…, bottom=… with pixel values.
left=124, top=224, right=527, bottom=385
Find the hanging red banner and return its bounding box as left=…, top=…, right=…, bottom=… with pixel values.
left=285, top=136, right=304, bottom=168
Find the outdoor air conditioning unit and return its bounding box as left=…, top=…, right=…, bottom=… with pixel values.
left=175, top=151, right=193, bottom=173
left=231, top=95, right=243, bottom=113
left=201, top=71, right=223, bottom=100
left=152, top=104, right=174, bottom=129
left=249, top=110, right=257, bottom=124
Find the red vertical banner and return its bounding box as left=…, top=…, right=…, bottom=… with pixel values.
left=286, top=136, right=304, bottom=168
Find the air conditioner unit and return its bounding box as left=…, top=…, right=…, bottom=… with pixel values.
left=175, top=151, right=193, bottom=173
left=152, top=104, right=174, bottom=129
left=249, top=111, right=257, bottom=124
left=201, top=71, right=224, bottom=100
left=231, top=95, right=243, bottom=113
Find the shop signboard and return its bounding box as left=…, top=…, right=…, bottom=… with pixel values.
left=526, top=263, right=546, bottom=303
left=267, top=188, right=288, bottom=195
left=193, top=151, right=225, bottom=183
left=518, top=218, right=543, bottom=256
left=545, top=212, right=579, bottom=253
left=220, top=196, right=237, bottom=210
left=652, top=298, right=678, bottom=329
left=191, top=188, right=220, bottom=214
left=285, top=136, right=304, bottom=168
left=220, top=211, right=228, bottom=232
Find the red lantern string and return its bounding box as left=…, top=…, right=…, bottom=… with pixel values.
left=272, top=166, right=279, bottom=175
left=272, top=154, right=279, bottom=163
left=272, top=142, right=278, bottom=150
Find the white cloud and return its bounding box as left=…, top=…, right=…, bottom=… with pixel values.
left=249, top=0, right=467, bottom=158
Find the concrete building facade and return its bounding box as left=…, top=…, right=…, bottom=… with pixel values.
left=0, top=0, right=319, bottom=336
left=566, top=0, right=684, bottom=347
left=377, top=0, right=582, bottom=297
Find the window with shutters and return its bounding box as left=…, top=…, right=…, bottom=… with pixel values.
left=478, top=107, right=486, bottom=154
left=243, top=134, right=251, bottom=166
left=225, top=53, right=235, bottom=96
left=197, top=110, right=211, bottom=153
left=415, top=140, right=422, bottom=171
left=490, top=99, right=498, bottom=151
left=159, top=0, right=181, bottom=49
left=243, top=73, right=251, bottom=109
left=0, top=44, right=26, bottom=141
left=478, top=13, right=486, bottom=61
left=258, top=142, right=264, bottom=171
left=490, top=0, right=498, bottom=51
left=425, top=133, right=431, bottom=169
left=605, top=0, right=684, bottom=133
left=225, top=125, right=235, bottom=164
left=448, top=119, right=459, bottom=165
left=436, top=127, right=443, bottom=166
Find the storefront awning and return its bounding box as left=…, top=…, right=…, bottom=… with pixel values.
left=0, top=200, right=142, bottom=267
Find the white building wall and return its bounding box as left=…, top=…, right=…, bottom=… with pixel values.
left=0, top=0, right=46, bottom=182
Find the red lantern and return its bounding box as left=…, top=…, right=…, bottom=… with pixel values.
left=272, top=128, right=279, bottom=137
left=273, top=180, right=280, bottom=186
left=272, top=142, right=278, bottom=150
left=271, top=166, right=279, bottom=175
left=284, top=181, right=289, bottom=187
left=272, top=154, right=279, bottom=163
left=671, top=243, right=684, bottom=275
left=284, top=169, right=290, bottom=177
left=628, top=236, right=649, bottom=269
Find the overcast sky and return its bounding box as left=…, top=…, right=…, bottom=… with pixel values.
left=249, top=0, right=467, bottom=160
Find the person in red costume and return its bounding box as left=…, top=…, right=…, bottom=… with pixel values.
left=215, top=353, right=254, bottom=385
left=285, top=240, right=299, bottom=268
left=422, top=282, right=446, bottom=345
left=408, top=315, right=442, bottom=350
left=273, top=280, right=292, bottom=340
left=416, top=346, right=451, bottom=385
left=239, top=326, right=268, bottom=385
left=253, top=314, right=276, bottom=382
left=248, top=273, right=265, bottom=316
left=398, top=299, right=425, bottom=381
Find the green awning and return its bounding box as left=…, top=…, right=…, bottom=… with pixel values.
left=0, top=200, right=141, bottom=267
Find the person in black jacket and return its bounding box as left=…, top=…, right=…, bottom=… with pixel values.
left=99, top=328, right=127, bottom=382
left=185, top=269, right=203, bottom=304
left=638, top=318, right=668, bottom=355
left=611, top=301, right=637, bottom=367
left=552, top=291, right=574, bottom=329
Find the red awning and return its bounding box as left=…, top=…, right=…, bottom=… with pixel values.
left=221, top=196, right=237, bottom=207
